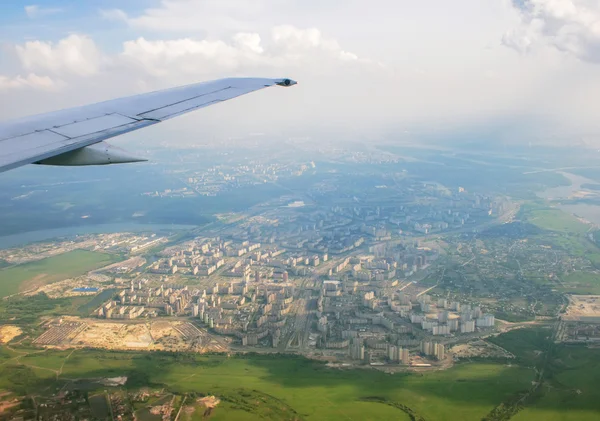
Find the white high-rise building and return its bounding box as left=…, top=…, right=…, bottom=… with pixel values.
left=476, top=314, right=495, bottom=328
left=420, top=341, right=432, bottom=356
left=387, top=345, right=399, bottom=362
left=401, top=348, right=410, bottom=365
left=432, top=325, right=450, bottom=336
left=438, top=311, right=449, bottom=323
left=461, top=320, right=475, bottom=333
left=448, top=319, right=460, bottom=332
left=433, top=343, right=445, bottom=360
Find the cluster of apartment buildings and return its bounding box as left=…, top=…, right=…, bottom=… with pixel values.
left=402, top=295, right=496, bottom=335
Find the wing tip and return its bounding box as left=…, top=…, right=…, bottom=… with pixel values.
left=275, top=78, right=298, bottom=87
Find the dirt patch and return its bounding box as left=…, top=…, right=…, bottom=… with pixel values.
left=183, top=405, right=195, bottom=416
left=149, top=399, right=173, bottom=420
left=450, top=340, right=514, bottom=359
left=0, top=396, right=20, bottom=414
left=198, top=396, right=220, bottom=409
left=197, top=396, right=220, bottom=419
left=20, top=273, right=48, bottom=293
left=0, top=326, right=22, bottom=344
left=563, top=295, right=600, bottom=321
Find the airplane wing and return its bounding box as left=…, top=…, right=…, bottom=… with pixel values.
left=0, top=77, right=296, bottom=173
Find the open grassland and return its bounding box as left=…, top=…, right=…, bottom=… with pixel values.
left=560, top=272, right=600, bottom=295
left=0, top=293, right=83, bottom=325
left=0, top=350, right=534, bottom=421
left=156, top=356, right=533, bottom=421
left=0, top=250, right=119, bottom=298
left=1, top=337, right=598, bottom=420
left=489, top=327, right=600, bottom=421
left=524, top=207, right=590, bottom=234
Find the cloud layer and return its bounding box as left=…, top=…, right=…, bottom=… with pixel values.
left=3, top=1, right=600, bottom=144
left=505, top=0, right=600, bottom=62
left=3, top=25, right=365, bottom=87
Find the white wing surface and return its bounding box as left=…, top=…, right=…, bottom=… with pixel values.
left=0, top=77, right=296, bottom=173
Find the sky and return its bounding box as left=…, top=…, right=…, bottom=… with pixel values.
left=2, top=0, right=600, bottom=146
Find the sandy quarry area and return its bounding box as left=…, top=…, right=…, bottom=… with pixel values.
left=44, top=317, right=226, bottom=353
left=74, top=321, right=154, bottom=349
left=563, top=295, right=600, bottom=321
left=0, top=326, right=22, bottom=344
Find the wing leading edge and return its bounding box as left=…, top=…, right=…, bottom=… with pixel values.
left=0, top=77, right=297, bottom=173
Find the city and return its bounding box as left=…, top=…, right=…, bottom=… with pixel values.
left=1, top=141, right=600, bottom=420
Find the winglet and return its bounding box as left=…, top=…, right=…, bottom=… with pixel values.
left=275, top=78, right=298, bottom=87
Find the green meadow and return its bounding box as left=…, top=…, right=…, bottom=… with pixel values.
left=524, top=207, right=590, bottom=234
left=489, top=327, right=600, bottom=421
left=0, top=328, right=598, bottom=420
left=560, top=272, right=600, bottom=295
left=0, top=349, right=534, bottom=421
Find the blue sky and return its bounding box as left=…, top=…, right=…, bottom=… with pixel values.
left=0, top=1, right=147, bottom=48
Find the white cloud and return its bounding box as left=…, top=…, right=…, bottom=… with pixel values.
left=121, top=37, right=246, bottom=77
left=0, top=25, right=367, bottom=97
left=119, top=26, right=367, bottom=79
left=0, top=73, right=58, bottom=91
left=24, top=4, right=62, bottom=19
left=0, top=24, right=384, bottom=133
left=271, top=25, right=361, bottom=62
left=233, top=33, right=264, bottom=54
left=15, top=34, right=105, bottom=77
left=502, top=27, right=536, bottom=53
left=4, top=23, right=364, bottom=87
left=506, top=0, right=600, bottom=62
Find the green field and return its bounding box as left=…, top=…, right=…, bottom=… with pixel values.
left=525, top=208, right=590, bottom=234
left=489, top=328, right=600, bottom=421
left=518, top=203, right=600, bottom=276
left=0, top=250, right=120, bottom=297
left=0, top=350, right=535, bottom=421
left=1, top=330, right=599, bottom=420
left=0, top=293, right=85, bottom=325
left=542, top=233, right=600, bottom=258
left=561, top=272, right=600, bottom=295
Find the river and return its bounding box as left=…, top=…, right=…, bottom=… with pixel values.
left=537, top=171, right=594, bottom=200
left=538, top=172, right=600, bottom=226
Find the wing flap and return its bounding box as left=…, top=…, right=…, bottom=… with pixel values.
left=51, top=114, right=139, bottom=139
left=137, top=89, right=235, bottom=120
